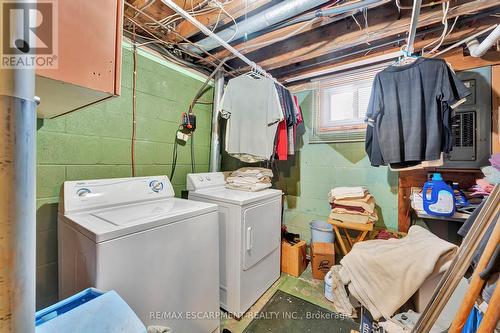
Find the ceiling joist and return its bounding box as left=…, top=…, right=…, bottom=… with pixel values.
left=124, top=0, right=500, bottom=81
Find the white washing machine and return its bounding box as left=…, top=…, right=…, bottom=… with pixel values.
left=58, top=176, right=220, bottom=333
left=187, top=172, right=282, bottom=317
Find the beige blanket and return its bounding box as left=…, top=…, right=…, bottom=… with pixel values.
left=331, top=194, right=376, bottom=213
left=339, top=226, right=457, bottom=320
left=330, top=208, right=378, bottom=224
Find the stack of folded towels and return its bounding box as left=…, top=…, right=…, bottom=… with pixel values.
left=225, top=167, right=273, bottom=192
left=328, top=187, right=378, bottom=224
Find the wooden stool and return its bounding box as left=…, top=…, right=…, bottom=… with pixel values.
left=328, top=219, right=374, bottom=256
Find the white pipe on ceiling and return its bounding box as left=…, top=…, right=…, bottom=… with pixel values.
left=432, top=24, right=498, bottom=58
left=466, top=24, right=500, bottom=57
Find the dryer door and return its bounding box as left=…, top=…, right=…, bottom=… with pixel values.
left=242, top=199, right=281, bottom=271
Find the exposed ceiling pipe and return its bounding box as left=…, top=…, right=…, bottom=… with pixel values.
left=276, top=0, right=385, bottom=28
left=432, top=24, right=498, bottom=58
left=466, top=24, right=500, bottom=57
left=188, top=0, right=331, bottom=53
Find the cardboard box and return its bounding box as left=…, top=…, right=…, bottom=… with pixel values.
left=311, top=242, right=335, bottom=280
left=281, top=240, right=307, bottom=277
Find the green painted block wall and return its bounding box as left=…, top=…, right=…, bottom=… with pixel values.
left=277, top=90, right=399, bottom=241
left=35, top=46, right=213, bottom=309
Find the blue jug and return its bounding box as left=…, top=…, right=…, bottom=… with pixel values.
left=422, top=173, right=456, bottom=217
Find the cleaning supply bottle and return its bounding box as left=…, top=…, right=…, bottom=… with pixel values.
left=422, top=173, right=456, bottom=217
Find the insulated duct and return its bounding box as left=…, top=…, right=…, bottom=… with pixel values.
left=189, top=0, right=330, bottom=53
left=466, top=24, right=500, bottom=57
left=276, top=0, right=385, bottom=28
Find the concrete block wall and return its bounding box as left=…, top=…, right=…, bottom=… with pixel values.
left=35, top=45, right=213, bottom=309
left=277, top=90, right=399, bottom=241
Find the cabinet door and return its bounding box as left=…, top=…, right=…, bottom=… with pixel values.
left=36, top=0, right=122, bottom=95
left=242, top=199, right=281, bottom=271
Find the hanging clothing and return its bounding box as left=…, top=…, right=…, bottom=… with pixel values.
left=365, top=58, right=470, bottom=167
left=276, top=121, right=288, bottom=160
left=221, top=75, right=284, bottom=162
left=293, top=95, right=303, bottom=125
left=274, top=85, right=301, bottom=160
left=275, top=84, right=289, bottom=161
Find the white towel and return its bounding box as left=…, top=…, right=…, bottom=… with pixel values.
left=329, top=187, right=366, bottom=200
left=225, top=182, right=271, bottom=192
left=230, top=167, right=273, bottom=179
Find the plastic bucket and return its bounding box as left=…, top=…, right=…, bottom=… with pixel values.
left=310, top=220, right=334, bottom=243
left=324, top=270, right=334, bottom=302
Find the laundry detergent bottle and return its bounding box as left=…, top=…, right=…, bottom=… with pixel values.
left=422, top=173, right=456, bottom=217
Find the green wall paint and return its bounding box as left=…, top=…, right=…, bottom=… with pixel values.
left=221, top=90, right=399, bottom=241
left=278, top=90, right=399, bottom=241
left=35, top=46, right=213, bottom=309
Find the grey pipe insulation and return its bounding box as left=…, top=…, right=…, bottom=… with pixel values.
left=188, top=0, right=332, bottom=53
left=189, top=0, right=388, bottom=54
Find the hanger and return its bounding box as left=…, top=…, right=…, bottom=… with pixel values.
left=244, top=64, right=263, bottom=79
left=243, top=63, right=288, bottom=90
left=393, top=45, right=419, bottom=66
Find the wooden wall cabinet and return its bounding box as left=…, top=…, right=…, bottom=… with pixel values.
left=36, top=0, right=123, bottom=118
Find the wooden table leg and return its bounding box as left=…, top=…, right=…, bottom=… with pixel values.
left=355, top=230, right=369, bottom=243
left=333, top=225, right=348, bottom=256
left=344, top=229, right=354, bottom=247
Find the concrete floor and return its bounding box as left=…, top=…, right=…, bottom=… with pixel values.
left=221, top=266, right=341, bottom=333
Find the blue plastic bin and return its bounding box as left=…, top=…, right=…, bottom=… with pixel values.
left=35, top=288, right=146, bottom=333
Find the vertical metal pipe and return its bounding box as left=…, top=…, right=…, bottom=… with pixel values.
left=406, top=0, right=422, bottom=54
left=209, top=71, right=224, bottom=172
left=0, top=1, right=37, bottom=332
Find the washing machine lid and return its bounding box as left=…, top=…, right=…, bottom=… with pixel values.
left=190, top=187, right=282, bottom=206
left=62, top=198, right=217, bottom=242
left=60, top=176, right=175, bottom=215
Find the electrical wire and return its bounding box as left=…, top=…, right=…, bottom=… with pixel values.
left=239, top=18, right=320, bottom=51
left=124, top=2, right=242, bottom=76
left=169, top=126, right=181, bottom=181
left=216, top=1, right=239, bottom=43
left=396, top=0, right=449, bottom=10
left=175, top=0, right=239, bottom=45
left=422, top=1, right=452, bottom=55
left=351, top=14, right=363, bottom=31
left=149, top=0, right=233, bottom=31
left=131, top=30, right=139, bottom=177
left=124, top=13, right=221, bottom=68
left=191, top=133, right=195, bottom=173
left=169, top=57, right=228, bottom=181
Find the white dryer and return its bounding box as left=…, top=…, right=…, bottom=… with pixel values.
left=187, top=172, right=282, bottom=317
left=58, top=176, right=220, bottom=333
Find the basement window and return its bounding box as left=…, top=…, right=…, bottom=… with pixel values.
left=319, top=82, right=371, bottom=131
left=310, top=62, right=390, bottom=143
